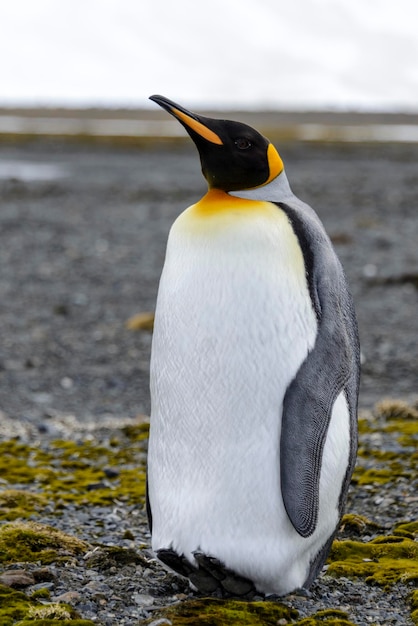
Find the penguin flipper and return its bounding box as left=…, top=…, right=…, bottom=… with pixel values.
left=278, top=201, right=360, bottom=539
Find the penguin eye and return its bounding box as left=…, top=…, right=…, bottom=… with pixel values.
left=235, top=137, right=252, bottom=150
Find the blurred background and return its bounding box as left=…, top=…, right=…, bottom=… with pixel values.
left=1, top=0, right=418, bottom=139
left=0, top=0, right=417, bottom=425
left=1, top=0, right=418, bottom=110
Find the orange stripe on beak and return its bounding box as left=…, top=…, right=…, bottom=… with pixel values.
left=172, top=108, right=223, bottom=145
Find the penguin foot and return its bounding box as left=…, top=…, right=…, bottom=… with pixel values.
left=156, top=548, right=256, bottom=597
left=290, top=587, right=312, bottom=598
left=156, top=548, right=195, bottom=578
left=193, top=552, right=256, bottom=596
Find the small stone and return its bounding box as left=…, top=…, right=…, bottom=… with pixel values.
left=148, top=619, right=173, bottom=626
left=33, top=392, right=53, bottom=404
left=92, top=592, right=108, bottom=603
left=363, top=263, right=377, bottom=278
left=142, top=568, right=154, bottom=578
left=54, top=590, right=81, bottom=603
left=103, top=467, right=119, bottom=478
left=105, top=512, right=122, bottom=522
left=53, top=304, right=69, bottom=316
left=30, top=582, right=55, bottom=591
left=87, top=481, right=107, bottom=491
left=33, top=567, right=55, bottom=582
left=132, top=592, right=155, bottom=606
left=0, top=570, right=35, bottom=588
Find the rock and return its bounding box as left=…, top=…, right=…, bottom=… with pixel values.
left=53, top=590, right=81, bottom=603
left=103, top=467, right=119, bottom=478
left=0, top=570, right=35, bottom=588
left=33, top=567, right=55, bottom=582
left=86, top=481, right=108, bottom=491
left=132, top=592, right=155, bottom=606
left=30, top=582, right=55, bottom=591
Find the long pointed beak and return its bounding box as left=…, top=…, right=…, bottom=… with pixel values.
left=149, top=95, right=223, bottom=145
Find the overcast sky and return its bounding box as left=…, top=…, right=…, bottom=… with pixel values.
left=1, top=0, right=418, bottom=110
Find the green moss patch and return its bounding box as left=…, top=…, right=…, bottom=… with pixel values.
left=147, top=600, right=360, bottom=626
left=0, top=585, right=31, bottom=626
left=354, top=400, right=417, bottom=488
left=16, top=619, right=94, bottom=625
left=0, top=422, right=148, bottom=513
left=146, top=597, right=299, bottom=625
left=357, top=415, right=373, bottom=434
left=0, top=424, right=150, bottom=624
left=30, top=588, right=51, bottom=601
left=375, top=399, right=418, bottom=448
left=0, top=584, right=94, bottom=626
left=353, top=463, right=411, bottom=485
left=295, top=608, right=356, bottom=625
left=384, top=421, right=418, bottom=448
left=120, top=421, right=150, bottom=442
left=0, top=490, right=48, bottom=522
left=410, top=590, right=418, bottom=625
left=328, top=534, right=418, bottom=587
left=394, top=521, right=418, bottom=539
left=339, top=513, right=382, bottom=536
left=84, top=545, right=147, bottom=571
left=329, top=400, right=418, bottom=624
left=0, top=521, right=89, bottom=565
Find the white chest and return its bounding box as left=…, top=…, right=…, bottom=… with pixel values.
left=151, top=203, right=317, bottom=429
left=148, top=202, right=321, bottom=593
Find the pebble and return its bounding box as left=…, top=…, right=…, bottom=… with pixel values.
left=132, top=592, right=155, bottom=606
left=54, top=591, right=82, bottom=603
left=30, top=582, right=55, bottom=591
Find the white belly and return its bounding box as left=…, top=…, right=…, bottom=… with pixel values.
left=148, top=203, right=350, bottom=595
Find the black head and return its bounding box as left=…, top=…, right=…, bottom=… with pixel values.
left=150, top=95, right=283, bottom=192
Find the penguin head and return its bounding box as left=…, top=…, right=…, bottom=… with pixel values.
left=150, top=95, right=284, bottom=192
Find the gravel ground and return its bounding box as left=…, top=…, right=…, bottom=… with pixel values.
left=0, top=138, right=417, bottom=625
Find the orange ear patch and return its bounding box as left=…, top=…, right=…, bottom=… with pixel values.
left=265, top=143, right=284, bottom=184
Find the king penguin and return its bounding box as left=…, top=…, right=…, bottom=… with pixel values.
left=147, top=95, right=360, bottom=597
